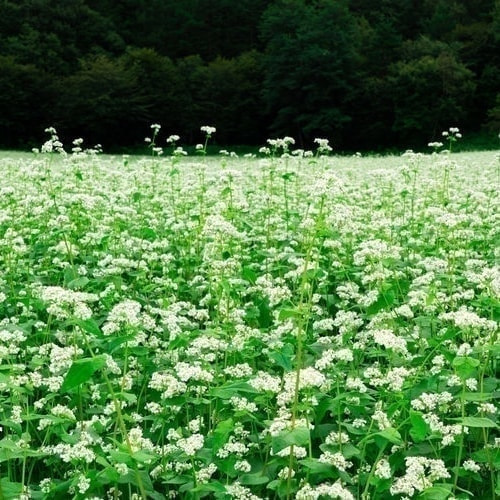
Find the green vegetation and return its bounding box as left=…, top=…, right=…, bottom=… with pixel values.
left=0, top=0, right=498, bottom=151
left=0, top=128, right=497, bottom=498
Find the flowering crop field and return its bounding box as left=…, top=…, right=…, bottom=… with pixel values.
left=0, top=130, right=498, bottom=500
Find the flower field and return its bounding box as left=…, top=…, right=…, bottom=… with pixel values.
left=0, top=130, right=498, bottom=499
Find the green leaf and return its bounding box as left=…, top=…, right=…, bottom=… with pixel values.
left=242, top=266, right=257, bottom=284
left=472, top=447, right=499, bottom=467
left=299, top=458, right=334, bottom=475
left=212, top=418, right=234, bottom=451
left=239, top=473, right=270, bottom=485
left=191, top=481, right=226, bottom=493
left=63, top=266, right=79, bottom=285
left=455, top=417, right=498, bottom=428
left=460, top=392, right=493, bottom=402
left=272, top=426, right=310, bottom=454
left=418, top=484, right=453, bottom=500
left=0, top=478, right=24, bottom=500
left=61, top=355, right=106, bottom=392
left=269, top=344, right=294, bottom=371
left=365, top=428, right=403, bottom=449
left=210, top=381, right=259, bottom=399
left=410, top=411, right=429, bottom=442
left=67, top=276, right=89, bottom=290
left=72, top=318, right=103, bottom=337
left=140, top=227, right=157, bottom=240
left=278, top=308, right=302, bottom=320
left=452, top=356, right=480, bottom=378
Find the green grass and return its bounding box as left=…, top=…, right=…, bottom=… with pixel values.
left=0, top=130, right=497, bottom=499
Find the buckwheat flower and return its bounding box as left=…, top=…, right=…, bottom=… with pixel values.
left=39, top=478, right=52, bottom=494
left=104, top=354, right=121, bottom=375
left=315, top=348, right=353, bottom=370
left=372, top=409, right=391, bottom=430
left=11, top=405, right=22, bottom=424
left=314, top=138, right=333, bottom=154
left=150, top=373, right=186, bottom=399
left=230, top=396, right=258, bottom=413
left=446, top=374, right=462, bottom=387
left=394, top=304, right=414, bottom=318
left=440, top=307, right=495, bottom=330
left=115, top=462, right=128, bottom=476
left=371, top=329, right=408, bottom=355
left=352, top=418, right=367, bottom=428
left=223, top=363, right=253, bottom=378
left=357, top=289, right=379, bottom=307
left=411, top=392, right=453, bottom=412
left=177, top=434, right=204, bottom=457
left=345, top=377, right=368, bottom=393
left=462, top=459, right=480, bottom=473
left=150, top=123, right=161, bottom=132
left=45, top=376, right=64, bottom=392
left=51, top=404, right=76, bottom=420
left=296, top=482, right=354, bottom=500
left=188, top=416, right=203, bottom=433
left=390, top=457, right=450, bottom=497
left=319, top=451, right=353, bottom=471
left=201, top=125, right=216, bottom=135
left=325, top=431, right=350, bottom=445
left=465, top=378, right=478, bottom=391
left=103, top=299, right=142, bottom=334
left=333, top=310, right=363, bottom=334
left=430, top=354, right=446, bottom=375
left=386, top=366, right=413, bottom=391
left=217, top=438, right=249, bottom=458
left=196, top=463, right=217, bottom=483
left=249, top=371, right=281, bottom=393
left=173, top=146, right=187, bottom=156
left=174, top=362, right=213, bottom=383
left=77, top=474, right=91, bottom=494
left=225, top=482, right=262, bottom=500
left=313, top=317, right=335, bottom=333
left=235, top=460, right=252, bottom=473
left=477, top=403, right=496, bottom=414
left=375, top=458, right=392, bottom=479
left=456, top=342, right=473, bottom=356
left=363, top=365, right=384, bottom=387
left=275, top=445, right=307, bottom=458
left=166, top=135, right=180, bottom=144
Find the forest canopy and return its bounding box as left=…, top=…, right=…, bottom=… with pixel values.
left=0, top=0, right=498, bottom=151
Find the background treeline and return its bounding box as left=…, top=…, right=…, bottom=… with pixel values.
left=0, top=0, right=498, bottom=151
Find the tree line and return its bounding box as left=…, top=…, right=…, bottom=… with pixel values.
left=0, top=0, right=498, bottom=151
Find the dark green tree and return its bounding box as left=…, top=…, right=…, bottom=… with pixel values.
left=54, top=56, right=151, bottom=147
left=121, top=48, right=189, bottom=137
left=0, top=0, right=124, bottom=74
left=389, top=38, right=476, bottom=144
left=195, top=51, right=266, bottom=145
left=0, top=56, right=54, bottom=147
left=260, top=0, right=360, bottom=146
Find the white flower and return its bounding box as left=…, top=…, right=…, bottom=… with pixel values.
left=375, top=458, right=392, bottom=479
left=167, top=135, right=180, bottom=143
left=200, top=125, right=216, bottom=135
left=462, top=459, right=480, bottom=473
left=177, top=434, right=204, bottom=457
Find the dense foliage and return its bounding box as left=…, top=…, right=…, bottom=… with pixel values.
left=0, top=130, right=497, bottom=498
left=0, top=0, right=498, bottom=150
